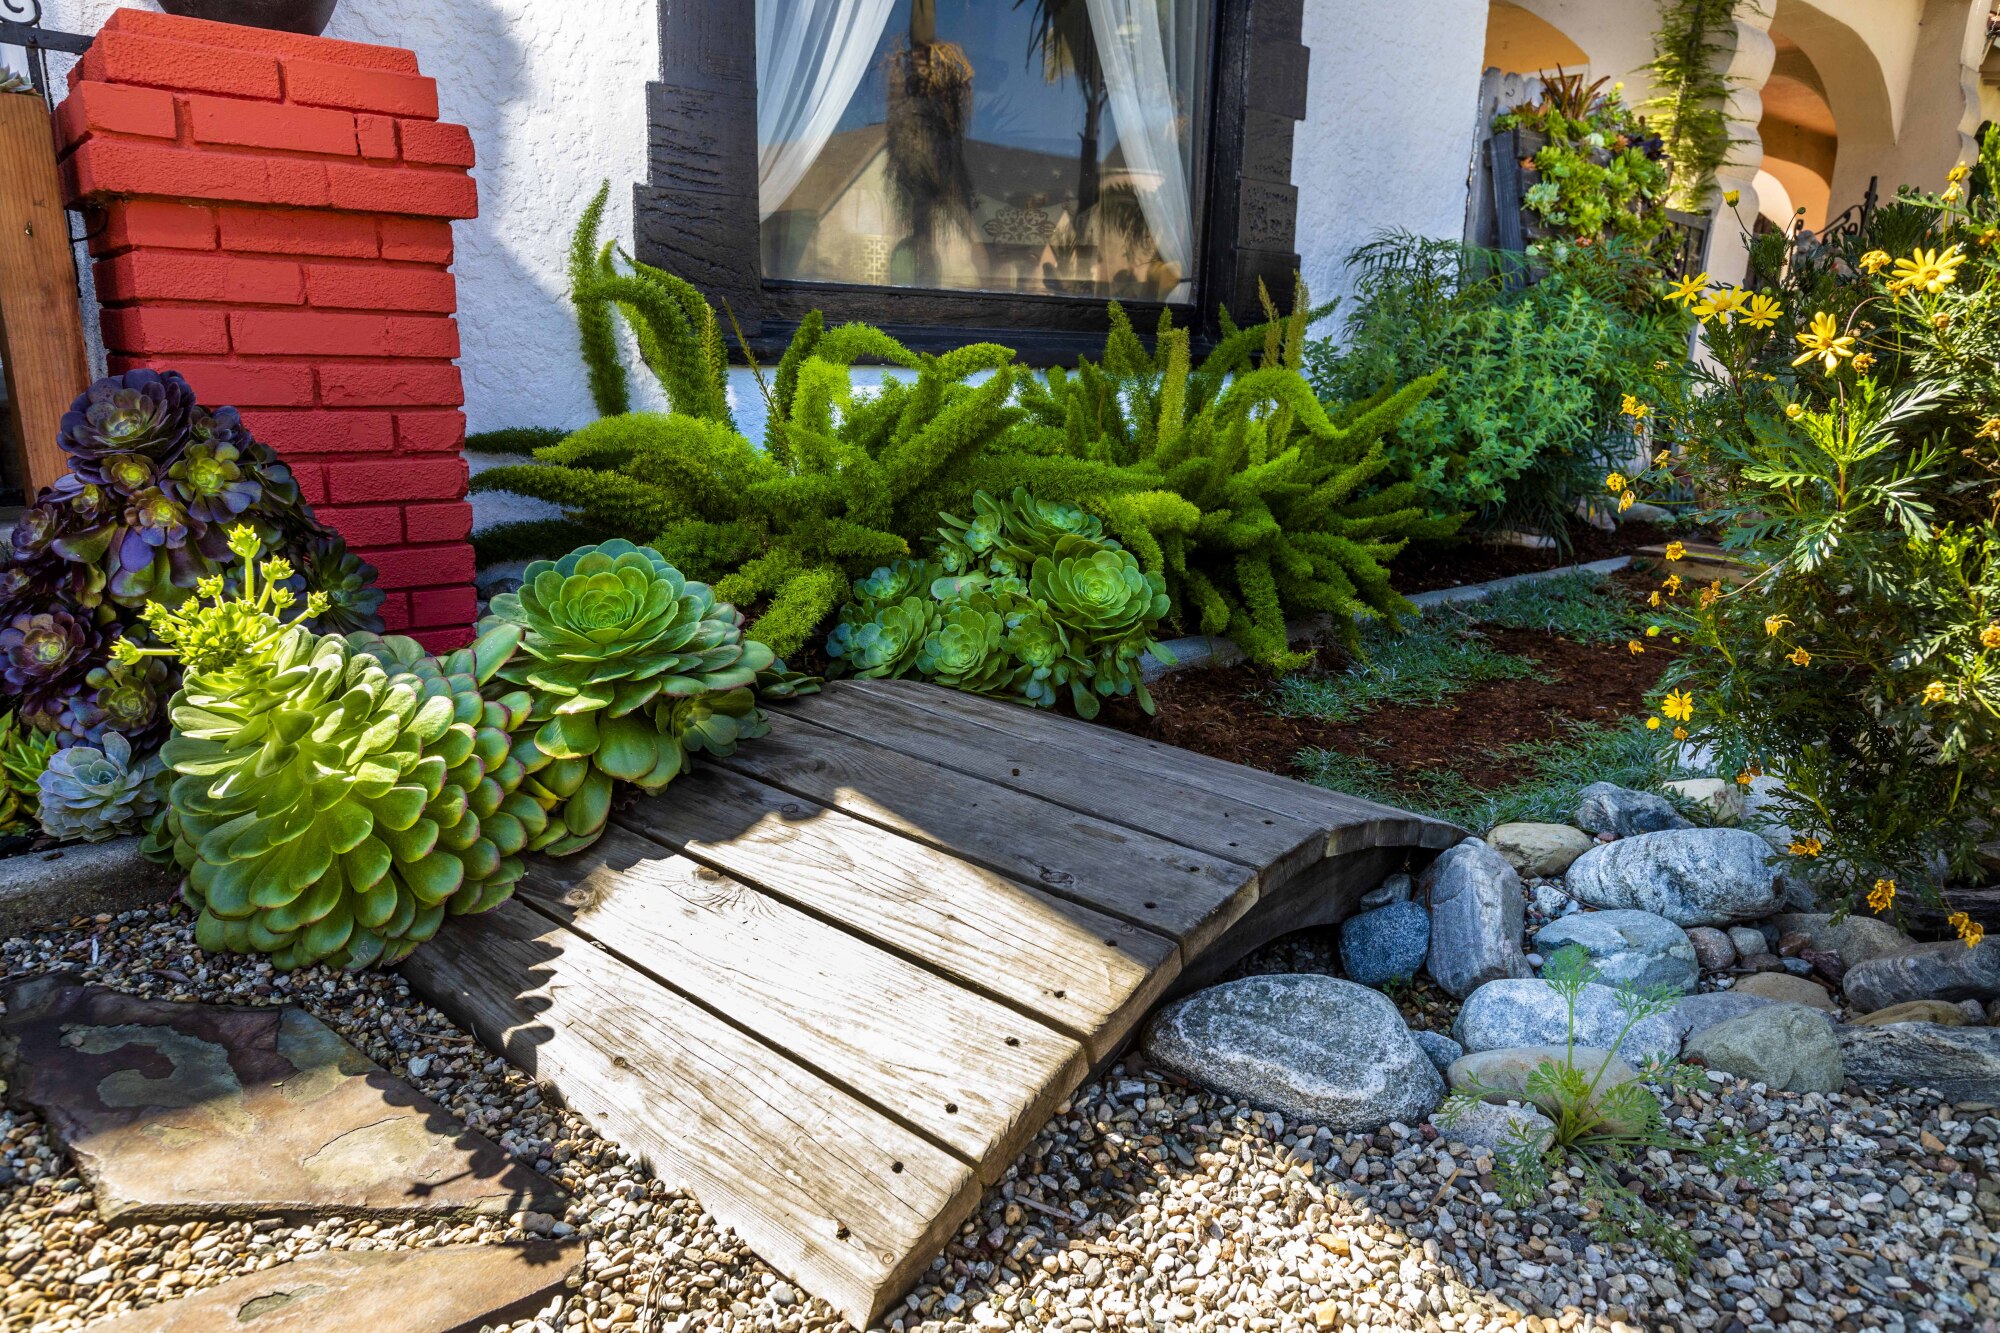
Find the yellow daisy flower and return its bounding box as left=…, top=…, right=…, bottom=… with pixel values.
left=1792, top=311, right=1857, bottom=373
left=1741, top=293, right=1782, bottom=329
left=1851, top=351, right=1876, bottom=371
left=1923, top=680, right=1950, bottom=705
left=1859, top=249, right=1891, bottom=274
left=1889, top=244, right=1965, bottom=295
left=1787, top=646, right=1812, bottom=666
left=1981, top=623, right=2000, bottom=649
left=1704, top=287, right=1750, bottom=325
left=1661, top=689, right=1695, bottom=723
left=1605, top=471, right=1628, bottom=494
left=1788, top=836, right=1824, bottom=858
left=1664, top=541, right=1686, bottom=561
left=1949, top=162, right=1971, bottom=184
left=1618, top=491, right=1635, bottom=513
left=1672, top=725, right=1688, bottom=740
left=1645, top=716, right=1661, bottom=730
left=1648, top=591, right=1662, bottom=608
left=1663, top=574, right=1683, bottom=594
left=1785, top=403, right=1806, bottom=420
left=1735, top=771, right=1754, bottom=787
left=1976, top=417, right=2000, bottom=441
left=1666, top=273, right=1708, bottom=306
left=1867, top=878, right=1896, bottom=913
left=1621, top=394, right=1650, bottom=420
left=1949, top=911, right=1985, bottom=950
left=1765, top=614, right=1791, bottom=636
left=1629, top=640, right=1645, bottom=655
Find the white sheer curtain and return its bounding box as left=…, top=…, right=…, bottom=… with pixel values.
left=756, top=0, right=897, bottom=222
left=1086, top=0, right=1197, bottom=302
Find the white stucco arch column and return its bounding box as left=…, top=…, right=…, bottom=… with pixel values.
left=1709, top=4, right=1778, bottom=287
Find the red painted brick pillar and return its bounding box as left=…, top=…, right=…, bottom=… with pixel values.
left=57, top=8, right=479, bottom=651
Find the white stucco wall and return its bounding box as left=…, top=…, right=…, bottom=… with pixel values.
left=1292, top=0, right=1491, bottom=332
left=40, top=0, right=660, bottom=438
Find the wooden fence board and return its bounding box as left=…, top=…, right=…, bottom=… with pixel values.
left=0, top=93, right=88, bottom=496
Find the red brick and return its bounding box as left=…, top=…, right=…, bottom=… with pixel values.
left=80, top=31, right=283, bottom=100
left=354, top=115, right=398, bottom=160
left=409, top=626, right=474, bottom=653
left=97, top=251, right=304, bottom=305
left=378, top=218, right=453, bottom=264
left=327, top=458, right=467, bottom=505
left=318, top=362, right=463, bottom=408
left=324, top=163, right=476, bottom=220
left=101, top=307, right=230, bottom=356
left=186, top=95, right=357, bottom=156
left=319, top=504, right=404, bottom=548
left=217, top=207, right=378, bottom=258
left=403, top=501, right=475, bottom=544
left=90, top=201, right=216, bottom=256
left=240, top=409, right=396, bottom=454
left=359, top=541, right=476, bottom=587
left=123, top=357, right=315, bottom=407
left=103, top=11, right=421, bottom=73
left=408, top=585, right=478, bottom=628
left=68, top=140, right=333, bottom=209
left=293, top=464, right=327, bottom=506
left=394, top=410, right=466, bottom=453
left=284, top=59, right=438, bottom=118
left=304, top=262, right=455, bottom=312
left=397, top=120, right=474, bottom=168
left=56, top=82, right=178, bottom=147
left=230, top=311, right=454, bottom=359
left=376, top=593, right=412, bottom=632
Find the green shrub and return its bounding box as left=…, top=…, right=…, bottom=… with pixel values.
left=1631, top=174, right=1997, bottom=932
left=828, top=489, right=1169, bottom=718
left=1437, top=945, right=1774, bottom=1273
left=1307, top=233, right=1688, bottom=541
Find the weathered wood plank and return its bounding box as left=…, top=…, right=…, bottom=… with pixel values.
left=713, top=713, right=1262, bottom=957
left=399, top=899, right=979, bottom=1331
left=782, top=684, right=1329, bottom=878
left=0, top=94, right=89, bottom=495
left=844, top=679, right=1464, bottom=854
left=615, top=768, right=1180, bottom=1062
left=511, top=826, right=1087, bottom=1175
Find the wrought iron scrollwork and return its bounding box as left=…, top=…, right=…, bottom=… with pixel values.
left=1, top=0, right=94, bottom=99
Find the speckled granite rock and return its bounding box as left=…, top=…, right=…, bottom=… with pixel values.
left=1142, top=975, right=1442, bottom=1132
left=1563, top=829, right=1783, bottom=927
left=1533, top=910, right=1698, bottom=994
left=1454, top=978, right=1679, bottom=1065
left=1421, top=839, right=1533, bottom=999
left=1837, top=1023, right=2000, bottom=1101
left=1684, top=1004, right=1843, bottom=1093
left=1843, top=939, right=2000, bottom=1013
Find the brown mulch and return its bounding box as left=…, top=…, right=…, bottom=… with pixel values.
left=1389, top=519, right=1666, bottom=594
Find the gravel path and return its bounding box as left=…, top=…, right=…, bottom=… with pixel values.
left=2, top=905, right=1995, bottom=1333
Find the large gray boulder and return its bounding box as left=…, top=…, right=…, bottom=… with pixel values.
left=1668, top=990, right=1777, bottom=1042
left=1837, top=1023, right=2000, bottom=1101
left=1142, top=975, right=1442, bottom=1132
left=1454, top=978, right=1679, bottom=1065
left=1573, top=783, right=1692, bottom=837
left=1533, top=910, right=1699, bottom=994
left=1767, top=913, right=1917, bottom=968
left=1338, top=900, right=1430, bottom=988
left=1843, top=939, right=2000, bottom=1013
left=1684, top=1004, right=1842, bottom=1092
left=1563, top=828, right=1782, bottom=926
left=1421, top=839, right=1533, bottom=999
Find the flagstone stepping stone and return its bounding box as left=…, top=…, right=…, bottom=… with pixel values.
left=0, top=976, right=564, bottom=1223
left=79, top=1241, right=582, bottom=1332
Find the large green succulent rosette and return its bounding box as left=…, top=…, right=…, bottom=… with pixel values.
left=1028, top=538, right=1168, bottom=718
left=483, top=539, right=771, bottom=855
left=134, top=532, right=538, bottom=970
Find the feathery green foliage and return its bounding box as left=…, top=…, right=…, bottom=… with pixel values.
left=970, top=282, right=1455, bottom=670
left=1645, top=0, right=1748, bottom=211
left=465, top=427, right=570, bottom=456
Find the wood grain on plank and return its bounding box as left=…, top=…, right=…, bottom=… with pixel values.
left=615, top=767, right=1180, bottom=1061
left=847, top=679, right=1465, bottom=853
left=713, top=713, right=1261, bottom=957
left=511, top=826, right=1086, bottom=1173
left=780, top=683, right=1329, bottom=878
left=0, top=95, right=90, bottom=494
left=400, top=899, right=979, bottom=1331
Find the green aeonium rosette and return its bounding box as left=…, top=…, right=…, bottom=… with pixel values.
left=128, top=526, right=536, bottom=970
left=481, top=538, right=772, bottom=855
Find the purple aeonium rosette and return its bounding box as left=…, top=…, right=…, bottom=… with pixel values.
left=165, top=439, right=261, bottom=524
left=57, top=369, right=197, bottom=485
left=0, top=608, right=101, bottom=698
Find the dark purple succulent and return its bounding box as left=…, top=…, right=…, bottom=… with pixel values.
left=165, top=440, right=260, bottom=523
left=57, top=370, right=197, bottom=484
left=77, top=655, right=171, bottom=750
left=11, top=505, right=67, bottom=562
left=120, top=489, right=192, bottom=552
left=0, top=609, right=100, bottom=696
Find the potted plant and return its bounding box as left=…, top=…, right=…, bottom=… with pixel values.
left=157, top=0, right=340, bottom=36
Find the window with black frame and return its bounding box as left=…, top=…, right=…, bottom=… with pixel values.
left=755, top=1, right=1212, bottom=306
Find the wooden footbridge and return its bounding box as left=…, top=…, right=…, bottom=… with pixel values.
left=399, top=679, right=1462, bottom=1328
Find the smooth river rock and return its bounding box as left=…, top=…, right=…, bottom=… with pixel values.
left=1143, top=975, right=1442, bottom=1132
left=1850, top=1000, right=1972, bottom=1028
left=1454, top=978, right=1679, bottom=1065
left=1573, top=783, right=1692, bottom=837
left=1684, top=1003, right=1843, bottom=1092
left=1421, top=839, right=1533, bottom=999
left=1448, top=1044, right=1641, bottom=1118
left=1431, top=1101, right=1556, bottom=1154
left=1663, top=777, right=1745, bottom=825
left=1843, top=938, right=2000, bottom=1013
left=0, top=976, right=566, bottom=1224
left=1669, top=990, right=1777, bottom=1042
left=1767, top=913, right=1917, bottom=968
left=1533, top=910, right=1699, bottom=994
left=1837, top=1023, right=2000, bottom=1101
left=1412, top=1029, right=1464, bottom=1075
left=1563, top=828, right=1783, bottom=927
left=1685, top=926, right=1736, bottom=973
left=1485, top=823, right=1596, bottom=878
left=1731, top=971, right=1837, bottom=1012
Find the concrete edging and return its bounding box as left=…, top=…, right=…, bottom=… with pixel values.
left=0, top=837, right=181, bottom=937
left=1140, top=556, right=1636, bottom=682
